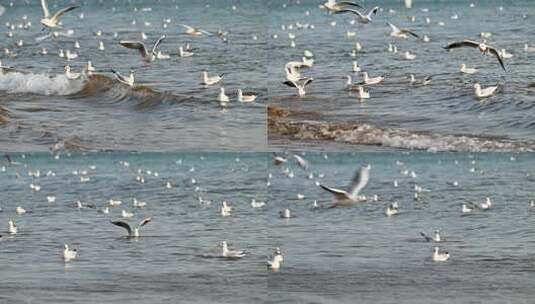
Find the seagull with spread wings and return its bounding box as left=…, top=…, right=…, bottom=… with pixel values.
left=111, top=217, right=152, bottom=238
left=40, top=0, right=79, bottom=29
left=119, top=35, right=166, bottom=62
left=334, top=6, right=379, bottom=24
left=387, top=22, right=419, bottom=39
left=323, top=0, right=363, bottom=12
left=444, top=40, right=505, bottom=71
left=320, top=164, right=371, bottom=206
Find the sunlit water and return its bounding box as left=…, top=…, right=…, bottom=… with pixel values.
left=0, top=0, right=267, bottom=151
left=268, top=0, right=535, bottom=151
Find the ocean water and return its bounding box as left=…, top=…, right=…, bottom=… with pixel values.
left=1, top=152, right=535, bottom=303
left=268, top=0, right=535, bottom=152
left=268, top=152, right=535, bottom=303
left=0, top=152, right=268, bottom=303
left=0, top=0, right=267, bottom=152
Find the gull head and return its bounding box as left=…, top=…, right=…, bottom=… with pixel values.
left=474, top=83, right=481, bottom=89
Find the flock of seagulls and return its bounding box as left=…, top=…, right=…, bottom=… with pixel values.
left=275, top=0, right=528, bottom=102
left=0, top=0, right=260, bottom=107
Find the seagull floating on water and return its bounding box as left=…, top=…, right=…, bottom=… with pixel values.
left=237, top=89, right=257, bottom=103
left=267, top=247, right=283, bottom=271
left=460, top=63, right=478, bottom=74
left=420, top=230, right=441, bottom=242
left=474, top=83, right=498, bottom=99
left=201, top=72, right=223, bottom=86
left=432, top=247, right=449, bottom=262
left=220, top=241, right=248, bottom=259
left=63, top=244, right=77, bottom=262
left=8, top=219, right=17, bottom=234
left=64, top=65, right=81, bottom=80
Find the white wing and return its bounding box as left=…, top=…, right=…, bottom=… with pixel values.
left=387, top=22, right=400, bottom=33
left=348, top=165, right=370, bottom=198
left=40, top=0, right=50, bottom=17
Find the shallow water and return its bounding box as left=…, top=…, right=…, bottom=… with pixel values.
left=268, top=0, right=535, bottom=151
left=0, top=0, right=267, bottom=151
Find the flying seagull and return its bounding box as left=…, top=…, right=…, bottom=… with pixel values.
left=320, top=164, right=370, bottom=206
left=111, top=217, right=152, bottom=237
left=444, top=40, right=505, bottom=71
left=334, top=6, right=380, bottom=24
left=119, top=35, right=166, bottom=62
left=387, top=22, right=419, bottom=39
left=40, top=0, right=79, bottom=29
left=283, top=78, right=313, bottom=97
left=323, top=0, right=363, bottom=12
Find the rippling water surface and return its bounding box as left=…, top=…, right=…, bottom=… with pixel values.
left=0, top=0, right=267, bottom=151
left=268, top=0, right=535, bottom=151
left=268, top=152, right=535, bottom=303
left=0, top=152, right=267, bottom=303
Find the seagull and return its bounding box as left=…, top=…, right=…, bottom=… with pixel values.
left=180, top=24, right=211, bottom=36
left=16, top=206, right=26, bottom=215
left=267, top=247, right=284, bottom=271
left=178, top=47, right=194, bottom=57
left=499, top=49, right=513, bottom=59
left=237, top=89, right=257, bottom=103
left=279, top=208, right=294, bottom=218
left=360, top=72, right=384, bottom=85
left=387, top=22, right=419, bottom=39
left=217, top=87, right=230, bottom=104
left=479, top=197, right=492, bottom=209
left=155, top=51, right=170, bottom=60
left=432, top=247, right=450, bottom=262
left=420, top=230, right=441, bottom=242
left=63, top=244, right=77, bottom=262
left=334, top=6, right=380, bottom=24
left=273, top=155, right=287, bottom=165
left=444, top=40, right=505, bottom=71
left=355, top=85, right=370, bottom=99
left=352, top=61, right=361, bottom=73
left=461, top=203, right=473, bottom=213
left=119, top=35, right=166, bottom=62
left=201, top=72, right=223, bottom=86
left=401, top=51, right=416, bottom=60
left=111, top=217, right=152, bottom=238
left=84, top=61, right=95, bottom=76
left=8, top=219, right=17, bottom=234
left=385, top=203, right=399, bottom=216
left=320, top=164, right=370, bottom=206
left=524, top=44, right=535, bottom=53
left=64, top=65, right=81, bottom=80
left=111, top=69, right=135, bottom=87
left=220, top=201, right=232, bottom=216
left=133, top=198, right=147, bottom=208
left=322, top=0, right=363, bottom=12
left=251, top=199, right=266, bottom=208
left=39, top=0, right=79, bottom=29
left=285, top=61, right=309, bottom=82
left=121, top=210, right=134, bottom=218
left=409, top=74, right=432, bottom=86
left=283, top=78, right=313, bottom=97
left=474, top=83, right=498, bottom=99
left=219, top=241, right=248, bottom=259
left=293, top=154, right=308, bottom=169
left=460, top=63, right=478, bottom=74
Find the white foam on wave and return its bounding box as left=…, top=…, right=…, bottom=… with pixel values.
left=0, top=71, right=85, bottom=96
left=278, top=120, right=535, bottom=152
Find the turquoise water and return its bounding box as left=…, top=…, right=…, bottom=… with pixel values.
left=1, top=152, right=535, bottom=303
left=0, top=0, right=267, bottom=151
